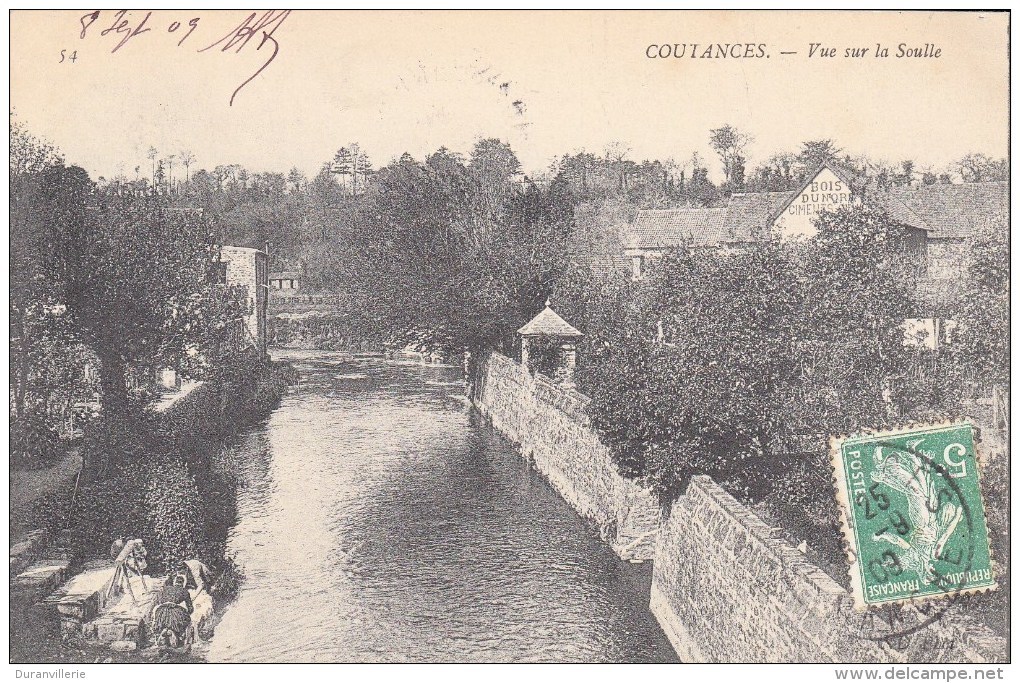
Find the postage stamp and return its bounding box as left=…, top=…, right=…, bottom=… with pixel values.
left=831, top=422, right=997, bottom=610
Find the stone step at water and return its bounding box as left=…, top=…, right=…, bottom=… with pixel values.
left=81, top=575, right=165, bottom=647
left=41, top=561, right=116, bottom=639
left=85, top=615, right=146, bottom=646
left=42, top=566, right=214, bottom=652
left=14, top=558, right=72, bottom=598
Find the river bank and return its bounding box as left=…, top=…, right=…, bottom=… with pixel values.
left=10, top=361, right=294, bottom=663
left=14, top=353, right=675, bottom=663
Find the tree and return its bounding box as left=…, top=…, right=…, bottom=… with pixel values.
left=155, top=160, right=166, bottom=192
left=898, top=159, right=916, bottom=186
left=709, top=124, right=751, bottom=192
left=146, top=146, right=158, bottom=187
left=795, top=206, right=920, bottom=434
left=166, top=154, right=176, bottom=192
left=10, top=116, right=63, bottom=179
left=584, top=240, right=803, bottom=502
left=580, top=203, right=924, bottom=507
left=746, top=153, right=798, bottom=192
left=604, top=141, right=632, bottom=191
left=318, top=140, right=574, bottom=357
left=467, top=138, right=522, bottom=245
left=25, top=166, right=215, bottom=414
left=554, top=152, right=599, bottom=195
left=331, top=147, right=353, bottom=193
left=797, top=139, right=842, bottom=174
left=287, top=167, right=305, bottom=193
left=952, top=218, right=1009, bottom=385
left=179, top=150, right=195, bottom=184
left=10, top=123, right=86, bottom=452
left=957, top=153, right=1008, bottom=182
left=682, top=152, right=718, bottom=206
left=354, top=151, right=373, bottom=191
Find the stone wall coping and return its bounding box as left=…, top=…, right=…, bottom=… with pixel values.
left=686, top=475, right=846, bottom=598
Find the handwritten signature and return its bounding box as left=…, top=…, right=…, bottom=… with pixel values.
left=77, top=10, right=292, bottom=106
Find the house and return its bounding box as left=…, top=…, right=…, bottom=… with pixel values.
left=219, top=246, right=269, bottom=357
left=269, top=270, right=301, bottom=290
left=625, top=162, right=1007, bottom=286
left=624, top=162, right=1007, bottom=350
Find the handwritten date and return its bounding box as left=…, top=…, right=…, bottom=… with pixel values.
left=77, top=10, right=291, bottom=106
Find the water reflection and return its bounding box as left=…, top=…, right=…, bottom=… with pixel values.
left=202, top=351, right=677, bottom=663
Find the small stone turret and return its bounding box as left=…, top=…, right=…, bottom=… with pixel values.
left=517, top=300, right=583, bottom=388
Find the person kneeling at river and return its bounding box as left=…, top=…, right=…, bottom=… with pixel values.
left=151, top=574, right=194, bottom=649
left=178, top=559, right=212, bottom=595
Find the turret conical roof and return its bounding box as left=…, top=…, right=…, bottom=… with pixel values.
left=517, top=301, right=583, bottom=337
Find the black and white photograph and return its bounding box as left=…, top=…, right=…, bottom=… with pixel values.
left=7, top=9, right=1011, bottom=673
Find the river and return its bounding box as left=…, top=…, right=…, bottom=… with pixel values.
left=199, top=350, right=677, bottom=663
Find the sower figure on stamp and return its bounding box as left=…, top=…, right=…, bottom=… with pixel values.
left=870, top=445, right=964, bottom=581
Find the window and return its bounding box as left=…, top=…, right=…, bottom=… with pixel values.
left=632, top=255, right=644, bottom=280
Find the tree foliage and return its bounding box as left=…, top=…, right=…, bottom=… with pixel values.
left=580, top=206, right=936, bottom=507
left=709, top=124, right=751, bottom=193
left=951, top=218, right=1009, bottom=385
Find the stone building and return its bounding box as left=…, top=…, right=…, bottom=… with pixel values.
left=219, top=245, right=269, bottom=357
left=625, top=162, right=1007, bottom=288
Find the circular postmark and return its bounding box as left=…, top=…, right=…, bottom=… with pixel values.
left=835, top=435, right=983, bottom=647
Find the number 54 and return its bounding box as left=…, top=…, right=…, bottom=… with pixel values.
left=59, top=50, right=78, bottom=63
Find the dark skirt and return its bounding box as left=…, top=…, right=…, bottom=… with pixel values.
left=151, top=603, right=191, bottom=642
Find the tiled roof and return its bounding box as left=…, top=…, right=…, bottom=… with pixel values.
left=518, top=303, right=583, bottom=337
left=727, top=192, right=793, bottom=241
left=628, top=181, right=1007, bottom=249
left=627, top=208, right=731, bottom=248
left=884, top=182, right=1008, bottom=238
left=877, top=194, right=932, bottom=231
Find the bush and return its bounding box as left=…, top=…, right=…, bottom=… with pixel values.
left=144, top=452, right=202, bottom=572
left=65, top=413, right=218, bottom=574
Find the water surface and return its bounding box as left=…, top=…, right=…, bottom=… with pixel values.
left=202, top=350, right=677, bottom=663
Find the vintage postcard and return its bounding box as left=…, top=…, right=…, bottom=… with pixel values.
left=8, top=9, right=1010, bottom=671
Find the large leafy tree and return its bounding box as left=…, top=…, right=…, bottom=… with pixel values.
left=11, top=131, right=92, bottom=452
left=24, top=165, right=214, bottom=412
left=585, top=239, right=804, bottom=501
left=582, top=205, right=925, bottom=505
left=793, top=206, right=920, bottom=433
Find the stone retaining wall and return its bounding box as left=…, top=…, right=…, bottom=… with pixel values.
left=651, top=476, right=1007, bottom=663
left=472, top=352, right=659, bottom=561
left=470, top=352, right=1006, bottom=662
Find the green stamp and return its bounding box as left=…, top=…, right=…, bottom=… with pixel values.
left=831, top=422, right=997, bottom=610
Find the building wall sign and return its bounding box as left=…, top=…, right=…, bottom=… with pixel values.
left=774, top=167, right=857, bottom=238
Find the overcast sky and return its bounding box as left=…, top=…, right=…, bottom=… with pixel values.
left=10, top=10, right=1009, bottom=182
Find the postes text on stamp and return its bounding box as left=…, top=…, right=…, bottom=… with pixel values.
left=831, top=422, right=996, bottom=610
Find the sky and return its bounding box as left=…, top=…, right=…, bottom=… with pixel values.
left=10, top=10, right=1010, bottom=182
